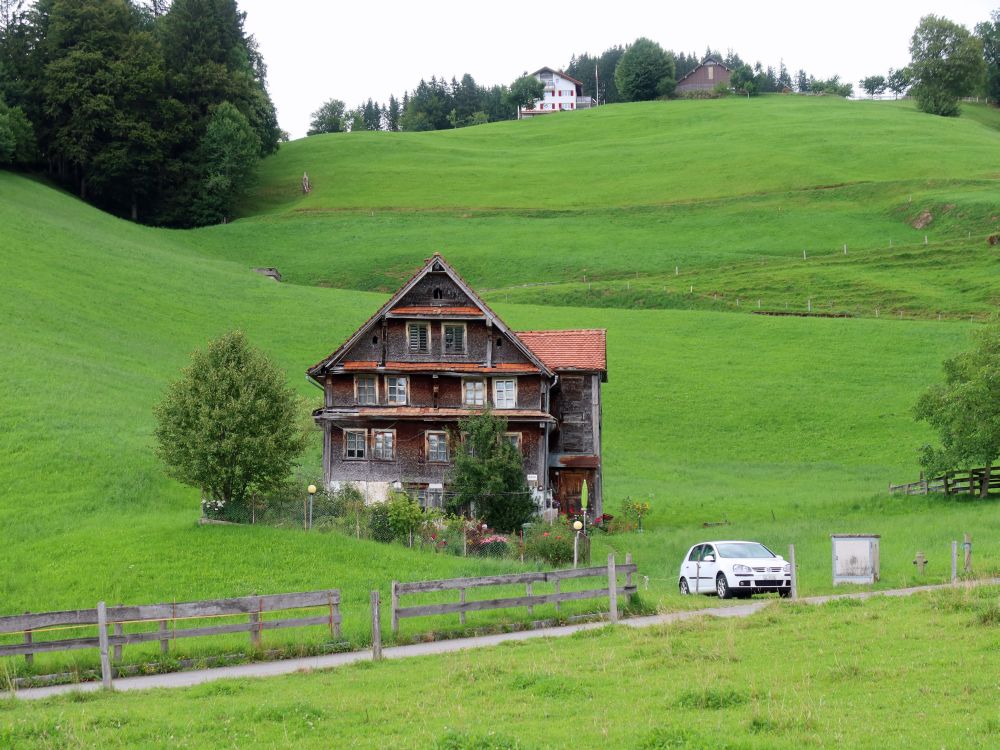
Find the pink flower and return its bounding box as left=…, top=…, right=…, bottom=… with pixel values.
left=543, top=532, right=550, bottom=537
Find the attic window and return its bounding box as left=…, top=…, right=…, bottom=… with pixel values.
left=372, top=335, right=379, bottom=345
left=496, top=337, right=503, bottom=347
left=433, top=288, right=443, bottom=300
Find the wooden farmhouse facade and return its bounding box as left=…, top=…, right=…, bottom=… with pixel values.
left=307, top=254, right=608, bottom=517
left=675, top=57, right=732, bottom=93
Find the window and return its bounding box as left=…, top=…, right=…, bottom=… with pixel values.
left=386, top=376, right=407, bottom=405
left=463, top=379, right=485, bottom=406
left=355, top=376, right=377, bottom=405
left=443, top=324, right=466, bottom=354
left=408, top=322, right=429, bottom=353
left=493, top=378, right=516, bottom=409
left=708, top=65, right=714, bottom=81
left=504, top=432, right=522, bottom=453
left=344, top=429, right=367, bottom=459
left=420, top=485, right=444, bottom=509
left=427, top=432, right=448, bottom=462
left=373, top=430, right=395, bottom=461
left=688, top=545, right=703, bottom=562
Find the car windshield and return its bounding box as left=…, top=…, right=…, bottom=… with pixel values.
left=716, top=542, right=775, bottom=559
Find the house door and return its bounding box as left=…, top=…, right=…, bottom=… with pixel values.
left=556, top=470, right=588, bottom=516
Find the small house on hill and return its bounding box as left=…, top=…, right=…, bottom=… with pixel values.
left=675, top=57, right=732, bottom=93
left=518, top=67, right=597, bottom=119
left=306, top=253, right=608, bottom=518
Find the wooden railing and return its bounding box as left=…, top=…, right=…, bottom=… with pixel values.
left=890, top=466, right=999, bottom=496
left=0, top=589, right=341, bottom=688
left=391, top=553, right=636, bottom=634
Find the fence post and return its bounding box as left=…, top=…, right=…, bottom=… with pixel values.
left=625, top=553, right=633, bottom=605
left=113, top=605, right=123, bottom=662
left=789, top=544, right=798, bottom=600
left=526, top=582, right=534, bottom=617
left=963, top=533, right=973, bottom=573
left=951, top=541, right=958, bottom=583
left=390, top=581, right=399, bottom=635
left=607, top=554, right=618, bottom=623
left=158, top=620, right=169, bottom=655
left=96, top=601, right=113, bottom=690
left=23, top=612, right=33, bottom=667
left=371, top=590, right=382, bottom=661
left=554, top=580, right=561, bottom=615
left=249, top=599, right=262, bottom=648
left=459, top=587, right=466, bottom=626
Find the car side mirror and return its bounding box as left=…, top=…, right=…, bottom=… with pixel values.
left=702, top=555, right=715, bottom=563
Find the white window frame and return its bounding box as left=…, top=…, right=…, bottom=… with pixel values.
left=493, top=378, right=517, bottom=409
left=386, top=376, right=408, bottom=405
left=343, top=429, right=367, bottom=460
left=407, top=322, right=430, bottom=354
left=355, top=375, right=378, bottom=405
left=504, top=432, right=522, bottom=453
left=373, top=429, right=395, bottom=461
left=463, top=378, right=486, bottom=407
left=442, top=323, right=467, bottom=355
left=426, top=431, right=449, bottom=463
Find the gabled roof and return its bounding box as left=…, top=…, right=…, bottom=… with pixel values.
left=517, top=329, right=607, bottom=380
left=307, top=254, right=554, bottom=381
left=676, top=57, right=733, bottom=84
left=531, top=67, right=584, bottom=86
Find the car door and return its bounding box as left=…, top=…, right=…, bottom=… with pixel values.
left=683, top=545, right=702, bottom=591
left=698, top=544, right=719, bottom=594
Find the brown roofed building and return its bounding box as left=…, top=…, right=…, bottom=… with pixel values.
left=307, top=254, right=607, bottom=517
left=675, top=57, right=732, bottom=93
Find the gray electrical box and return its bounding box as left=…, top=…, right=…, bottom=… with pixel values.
left=831, top=534, right=880, bottom=585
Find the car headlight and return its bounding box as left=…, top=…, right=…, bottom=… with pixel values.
left=784, top=563, right=791, bottom=574
left=733, top=564, right=752, bottom=574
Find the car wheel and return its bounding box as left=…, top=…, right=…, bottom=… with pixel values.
left=779, top=588, right=792, bottom=598
left=716, top=573, right=733, bottom=600
left=679, top=577, right=690, bottom=595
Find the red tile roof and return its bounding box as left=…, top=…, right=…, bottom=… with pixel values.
left=338, top=361, right=539, bottom=374
left=517, top=329, right=607, bottom=373
left=389, top=306, right=484, bottom=317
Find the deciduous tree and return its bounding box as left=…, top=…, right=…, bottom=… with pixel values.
left=614, top=37, right=675, bottom=101
left=860, top=75, right=887, bottom=98
left=976, top=10, right=1000, bottom=102
left=909, top=14, right=985, bottom=116
left=504, top=73, right=543, bottom=114
left=915, top=320, right=1000, bottom=497
left=448, top=410, right=534, bottom=532
left=154, top=331, right=307, bottom=520
left=307, top=97, right=346, bottom=135
left=191, top=101, right=260, bottom=225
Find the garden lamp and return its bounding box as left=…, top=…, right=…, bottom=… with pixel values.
left=573, top=520, right=583, bottom=569
left=307, top=484, right=317, bottom=530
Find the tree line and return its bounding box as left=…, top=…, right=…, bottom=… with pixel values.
left=308, top=38, right=860, bottom=137
left=0, top=0, right=280, bottom=226
left=860, top=11, right=1000, bottom=116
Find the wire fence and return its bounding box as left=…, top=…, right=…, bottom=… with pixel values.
left=483, top=230, right=998, bottom=322
left=202, top=488, right=594, bottom=565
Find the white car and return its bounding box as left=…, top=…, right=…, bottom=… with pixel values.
left=678, top=540, right=792, bottom=599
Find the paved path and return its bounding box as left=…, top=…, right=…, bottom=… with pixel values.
left=11, top=578, right=998, bottom=701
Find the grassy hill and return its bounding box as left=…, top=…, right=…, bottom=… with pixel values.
left=1, top=96, right=999, bottom=744
left=177, top=97, right=1000, bottom=318
left=1, top=170, right=996, bottom=628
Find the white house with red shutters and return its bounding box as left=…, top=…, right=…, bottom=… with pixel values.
left=517, top=67, right=597, bottom=119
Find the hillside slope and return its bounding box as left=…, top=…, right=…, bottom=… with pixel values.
left=177, top=98, right=1000, bottom=316
left=1, top=170, right=996, bottom=635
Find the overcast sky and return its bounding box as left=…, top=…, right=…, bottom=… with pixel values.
left=238, top=0, right=997, bottom=139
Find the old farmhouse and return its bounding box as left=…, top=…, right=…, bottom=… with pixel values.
left=307, top=254, right=608, bottom=517
left=675, top=57, right=732, bottom=94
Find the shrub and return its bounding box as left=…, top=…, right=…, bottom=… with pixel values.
left=368, top=501, right=394, bottom=542
left=524, top=522, right=575, bottom=566
left=387, top=491, right=424, bottom=545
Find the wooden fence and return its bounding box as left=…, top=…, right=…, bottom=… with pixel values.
left=391, top=553, right=636, bottom=635
left=0, top=589, right=341, bottom=688
left=890, top=466, right=999, bottom=496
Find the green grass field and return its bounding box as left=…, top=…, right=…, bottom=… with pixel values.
left=4, top=588, right=998, bottom=748
left=1, top=94, right=999, bottom=744
left=179, top=98, right=1000, bottom=317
